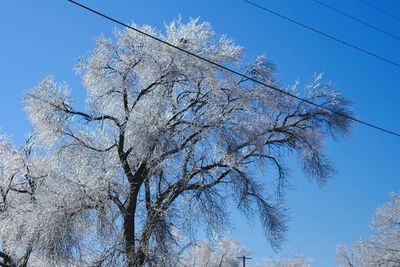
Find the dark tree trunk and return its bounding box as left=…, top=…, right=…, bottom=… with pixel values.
left=0, top=251, right=12, bottom=267
left=123, top=162, right=148, bottom=267
left=124, top=186, right=140, bottom=267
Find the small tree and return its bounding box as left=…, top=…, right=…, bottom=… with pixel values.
left=264, top=254, right=312, bottom=267
left=0, top=18, right=352, bottom=266
left=180, top=237, right=248, bottom=267
left=179, top=237, right=311, bottom=267
left=337, top=193, right=400, bottom=267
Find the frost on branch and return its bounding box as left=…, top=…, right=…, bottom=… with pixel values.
left=264, top=253, right=312, bottom=267
left=24, top=77, right=72, bottom=146
left=337, top=193, right=400, bottom=267
left=0, top=136, right=123, bottom=266
left=179, top=237, right=249, bottom=267
left=179, top=237, right=312, bottom=267
left=0, top=18, right=352, bottom=266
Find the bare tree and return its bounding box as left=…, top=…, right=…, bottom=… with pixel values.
left=0, top=18, right=352, bottom=266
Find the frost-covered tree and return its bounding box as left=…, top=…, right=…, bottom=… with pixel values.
left=0, top=18, right=352, bottom=266
left=179, top=237, right=248, bottom=267
left=337, top=193, right=400, bottom=267
left=264, top=254, right=312, bottom=267
left=179, top=237, right=311, bottom=267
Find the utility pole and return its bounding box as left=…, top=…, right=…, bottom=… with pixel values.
left=237, top=255, right=252, bottom=267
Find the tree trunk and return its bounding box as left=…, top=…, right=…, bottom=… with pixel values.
left=124, top=186, right=139, bottom=267
left=123, top=163, right=148, bottom=267
left=0, top=251, right=12, bottom=267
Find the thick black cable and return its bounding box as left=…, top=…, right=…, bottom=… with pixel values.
left=311, top=0, right=400, bottom=42
left=67, top=0, right=400, bottom=138
left=244, top=0, right=400, bottom=69
left=358, top=0, right=400, bottom=23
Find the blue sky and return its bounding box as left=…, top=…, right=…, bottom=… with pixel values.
left=0, top=1, right=399, bottom=266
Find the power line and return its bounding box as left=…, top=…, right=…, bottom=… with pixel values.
left=358, top=0, right=400, bottom=23
left=67, top=0, right=400, bottom=138
left=311, top=0, right=400, bottom=42
left=243, top=0, right=400, bottom=69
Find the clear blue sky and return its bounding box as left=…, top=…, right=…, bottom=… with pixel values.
left=0, top=1, right=399, bottom=266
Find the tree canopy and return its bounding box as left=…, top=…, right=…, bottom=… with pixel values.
left=0, top=18, right=352, bottom=266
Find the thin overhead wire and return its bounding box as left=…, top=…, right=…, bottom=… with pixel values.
left=358, top=0, right=400, bottom=23
left=311, top=0, right=400, bottom=42
left=67, top=0, right=400, bottom=138
left=244, top=0, right=400, bottom=69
